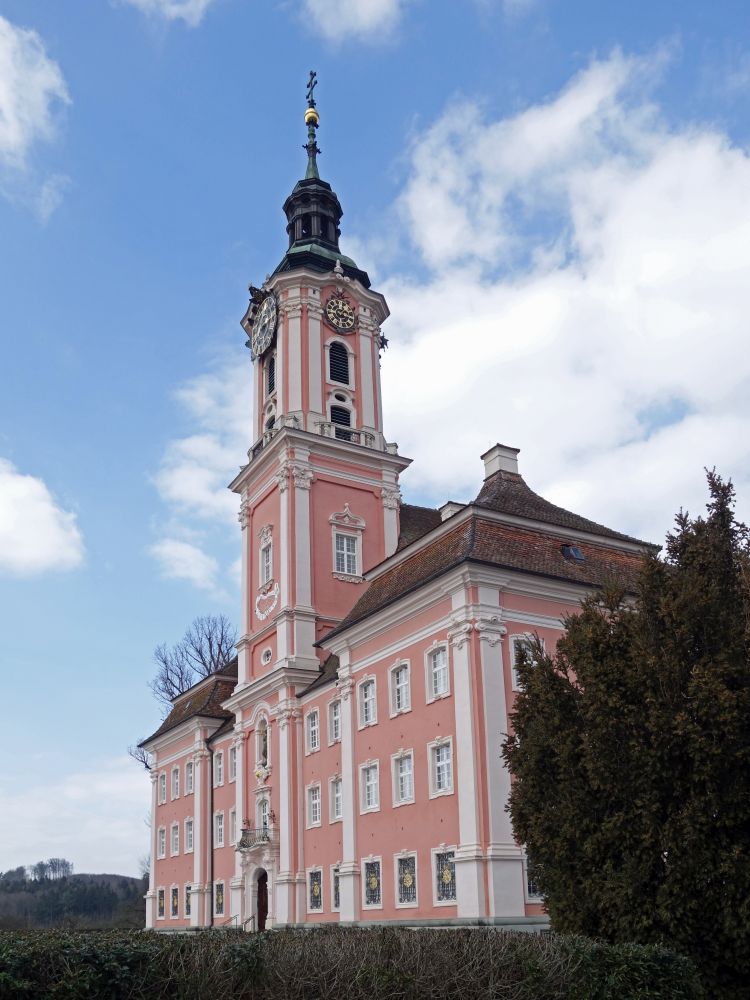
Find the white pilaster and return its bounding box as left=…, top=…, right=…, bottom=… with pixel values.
left=449, top=618, right=486, bottom=918
left=381, top=486, right=400, bottom=558
left=337, top=663, right=360, bottom=922
left=278, top=465, right=290, bottom=609
left=275, top=702, right=297, bottom=924
left=358, top=326, right=375, bottom=429
left=230, top=730, right=247, bottom=922
left=307, top=304, right=323, bottom=421
left=238, top=497, right=251, bottom=685
left=287, top=306, right=302, bottom=412
left=292, top=456, right=314, bottom=610
left=145, top=770, right=158, bottom=928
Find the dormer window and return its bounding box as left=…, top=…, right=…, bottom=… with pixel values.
left=329, top=342, right=350, bottom=385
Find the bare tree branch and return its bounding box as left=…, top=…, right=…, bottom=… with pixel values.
left=128, top=744, right=152, bottom=771
left=149, top=614, right=237, bottom=708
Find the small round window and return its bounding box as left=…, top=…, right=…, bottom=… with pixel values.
left=261, top=647, right=272, bottom=665
left=334, top=393, right=347, bottom=402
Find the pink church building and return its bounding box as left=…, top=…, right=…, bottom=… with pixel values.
left=140, top=85, right=649, bottom=931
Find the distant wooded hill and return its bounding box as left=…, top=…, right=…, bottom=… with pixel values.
left=0, top=861, right=146, bottom=929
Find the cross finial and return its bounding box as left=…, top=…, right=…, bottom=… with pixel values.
left=303, top=70, right=321, bottom=179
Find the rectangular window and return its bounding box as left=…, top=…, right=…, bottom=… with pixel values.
left=329, top=700, right=341, bottom=743
left=435, top=850, right=457, bottom=902
left=363, top=859, right=381, bottom=907
left=157, top=888, right=165, bottom=918
left=361, top=762, right=379, bottom=812
left=394, top=753, right=414, bottom=805
left=397, top=855, right=417, bottom=906
left=229, top=746, right=237, bottom=781
left=331, top=777, right=343, bottom=821
left=335, top=533, right=358, bottom=576
left=332, top=865, right=340, bottom=911
left=214, top=751, right=224, bottom=786
left=185, top=818, right=193, bottom=853
left=525, top=854, right=543, bottom=901
left=432, top=743, right=453, bottom=795
left=307, top=784, right=321, bottom=826
left=170, top=886, right=179, bottom=918
left=258, top=798, right=270, bottom=831
left=429, top=647, right=449, bottom=698
left=359, top=679, right=376, bottom=727
left=185, top=760, right=194, bottom=794
left=185, top=884, right=191, bottom=917
left=170, top=823, right=179, bottom=856
left=214, top=882, right=224, bottom=917
left=307, top=710, right=320, bottom=752
left=391, top=662, right=410, bottom=714
left=261, top=542, right=272, bottom=585
left=171, top=767, right=179, bottom=800
left=230, top=809, right=237, bottom=846
left=511, top=635, right=543, bottom=691
left=158, top=772, right=166, bottom=804
left=157, top=827, right=166, bottom=859
left=309, top=869, right=323, bottom=911
left=215, top=812, right=224, bottom=847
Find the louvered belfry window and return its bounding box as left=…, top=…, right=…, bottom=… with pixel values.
left=330, top=405, right=352, bottom=441
left=266, top=355, right=275, bottom=395
left=329, top=342, right=350, bottom=384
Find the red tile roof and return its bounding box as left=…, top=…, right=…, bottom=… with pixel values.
left=140, top=659, right=238, bottom=745
left=397, top=504, right=442, bottom=551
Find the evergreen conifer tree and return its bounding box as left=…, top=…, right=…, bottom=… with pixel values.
left=502, top=473, right=750, bottom=998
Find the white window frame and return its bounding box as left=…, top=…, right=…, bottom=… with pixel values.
left=328, top=699, right=342, bottom=744
left=391, top=749, right=415, bottom=807
left=185, top=760, right=194, bottom=795
left=389, top=660, right=411, bottom=716
left=214, top=810, right=224, bottom=848
left=229, top=808, right=237, bottom=846
left=361, top=856, right=383, bottom=910
left=213, top=750, right=224, bottom=787
left=431, top=845, right=458, bottom=907
left=524, top=851, right=543, bottom=902
left=331, top=864, right=341, bottom=913
left=425, top=642, right=450, bottom=702
left=428, top=737, right=454, bottom=798
left=394, top=851, right=418, bottom=909
left=170, top=884, right=179, bottom=919
left=359, top=759, right=380, bottom=814
left=260, top=540, right=273, bottom=585
left=157, top=886, right=165, bottom=920
left=185, top=817, right=194, bottom=854
left=307, top=867, right=324, bottom=913
left=158, top=772, right=166, bottom=804
left=357, top=676, right=377, bottom=729
left=258, top=796, right=270, bottom=831
left=325, top=337, right=357, bottom=391
left=184, top=883, right=192, bottom=918
left=306, top=782, right=322, bottom=828
left=305, top=709, right=320, bottom=754
left=157, top=826, right=166, bottom=859
left=333, top=531, right=359, bottom=577
left=229, top=745, right=237, bottom=782
left=213, top=880, right=225, bottom=917
left=330, top=775, right=343, bottom=822
left=509, top=633, right=545, bottom=691
left=171, top=766, right=180, bottom=800
left=170, top=822, right=179, bottom=857
left=329, top=505, right=365, bottom=581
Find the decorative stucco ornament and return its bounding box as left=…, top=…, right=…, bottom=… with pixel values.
left=255, top=582, right=280, bottom=621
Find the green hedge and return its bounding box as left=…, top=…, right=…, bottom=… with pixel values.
left=0, top=927, right=703, bottom=1000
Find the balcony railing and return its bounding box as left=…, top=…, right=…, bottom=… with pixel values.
left=237, top=827, right=274, bottom=851
left=315, top=421, right=375, bottom=448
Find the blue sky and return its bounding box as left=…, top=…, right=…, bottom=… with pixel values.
left=1, top=0, right=749, bottom=876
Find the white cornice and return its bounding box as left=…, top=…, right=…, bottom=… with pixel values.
left=265, top=268, right=390, bottom=325
left=141, top=716, right=226, bottom=756
left=222, top=661, right=321, bottom=715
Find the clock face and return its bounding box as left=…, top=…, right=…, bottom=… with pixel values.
left=251, top=293, right=278, bottom=357
left=325, top=295, right=356, bottom=333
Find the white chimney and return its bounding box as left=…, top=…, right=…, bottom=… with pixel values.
left=481, top=443, right=520, bottom=478
left=439, top=501, right=465, bottom=522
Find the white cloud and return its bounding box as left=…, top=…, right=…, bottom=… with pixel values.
left=0, top=15, right=69, bottom=217
left=302, top=0, right=412, bottom=41
left=120, top=0, right=218, bottom=27
left=375, top=50, right=750, bottom=542
left=150, top=537, right=221, bottom=592
left=0, top=459, right=84, bottom=575
left=0, top=757, right=149, bottom=877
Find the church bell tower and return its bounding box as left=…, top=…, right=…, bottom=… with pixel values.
left=229, top=73, right=410, bottom=694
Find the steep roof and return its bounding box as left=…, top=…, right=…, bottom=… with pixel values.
left=323, top=469, right=654, bottom=643
left=473, top=470, right=648, bottom=544
left=397, top=504, right=443, bottom=551
left=140, top=658, right=238, bottom=746
left=298, top=653, right=340, bottom=697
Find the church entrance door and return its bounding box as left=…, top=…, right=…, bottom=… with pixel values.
left=257, top=872, right=268, bottom=931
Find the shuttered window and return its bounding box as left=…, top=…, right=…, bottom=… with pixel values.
left=266, top=355, right=275, bottom=395
left=329, top=342, right=350, bottom=384
left=331, top=406, right=351, bottom=440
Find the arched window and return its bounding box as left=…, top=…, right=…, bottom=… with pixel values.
left=265, top=414, right=275, bottom=432
left=266, top=355, right=275, bottom=396
left=330, top=405, right=351, bottom=441
left=329, top=342, right=349, bottom=385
